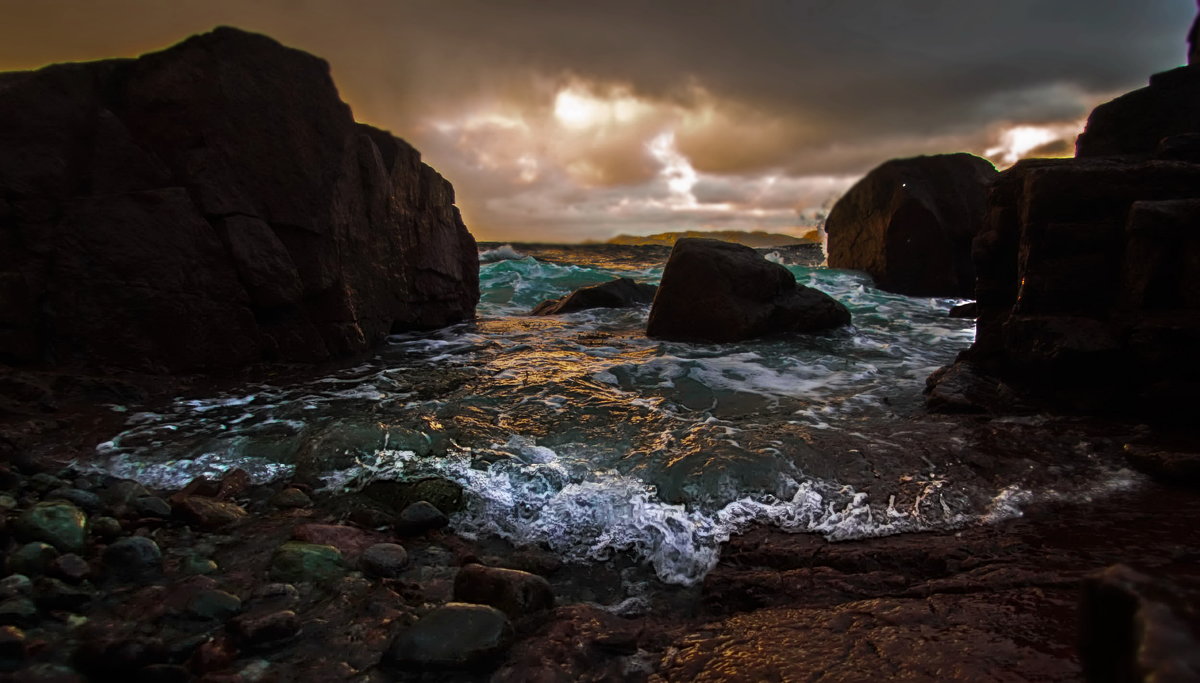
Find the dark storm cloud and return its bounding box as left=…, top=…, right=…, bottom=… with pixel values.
left=0, top=0, right=1193, bottom=239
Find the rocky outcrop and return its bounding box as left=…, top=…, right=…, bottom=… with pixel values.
left=1076, top=65, right=1200, bottom=158
left=0, top=27, right=478, bottom=372
left=825, top=153, right=997, bottom=297
left=927, top=156, right=1200, bottom=419
left=531, top=277, right=656, bottom=315
left=646, top=238, right=850, bottom=343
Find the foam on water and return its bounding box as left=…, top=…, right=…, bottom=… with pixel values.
left=86, top=245, right=1134, bottom=586
left=314, top=439, right=1140, bottom=586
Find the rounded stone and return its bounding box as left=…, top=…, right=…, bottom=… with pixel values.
left=14, top=501, right=87, bottom=552
left=360, top=543, right=409, bottom=579
left=452, top=564, right=555, bottom=619
left=132, top=496, right=172, bottom=518
left=269, top=488, right=312, bottom=509
left=180, top=555, right=219, bottom=576
left=49, top=553, right=92, bottom=583
left=268, top=542, right=344, bottom=584
left=8, top=542, right=59, bottom=576
left=0, top=576, right=32, bottom=601
left=0, top=625, right=27, bottom=672
left=0, top=598, right=38, bottom=628
left=103, top=536, right=163, bottom=582
left=88, top=516, right=123, bottom=540
left=186, top=589, right=242, bottom=621
left=384, top=603, right=513, bottom=669
left=46, top=488, right=103, bottom=512
left=395, top=501, right=449, bottom=535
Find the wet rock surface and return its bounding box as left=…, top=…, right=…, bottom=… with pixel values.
left=825, top=153, right=997, bottom=297
left=647, top=238, right=850, bottom=342
left=531, top=277, right=657, bottom=315
left=0, top=410, right=1193, bottom=681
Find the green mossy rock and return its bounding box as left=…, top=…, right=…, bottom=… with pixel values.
left=269, top=542, right=344, bottom=584
left=14, top=502, right=87, bottom=552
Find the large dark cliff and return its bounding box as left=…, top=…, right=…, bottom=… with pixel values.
left=0, top=27, right=479, bottom=373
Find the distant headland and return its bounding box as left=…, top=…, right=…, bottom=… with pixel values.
left=602, top=229, right=818, bottom=248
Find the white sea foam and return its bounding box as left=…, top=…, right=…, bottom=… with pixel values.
left=479, top=244, right=526, bottom=262
left=305, top=438, right=1134, bottom=586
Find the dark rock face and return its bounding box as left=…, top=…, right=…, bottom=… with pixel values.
left=0, top=27, right=478, bottom=372
left=825, top=153, right=997, bottom=296
left=1076, top=66, right=1200, bottom=158
left=531, top=277, right=656, bottom=315
left=1080, top=565, right=1200, bottom=683
left=646, top=238, right=850, bottom=343
left=927, top=157, right=1200, bottom=418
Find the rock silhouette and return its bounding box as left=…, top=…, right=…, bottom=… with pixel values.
left=0, top=27, right=478, bottom=372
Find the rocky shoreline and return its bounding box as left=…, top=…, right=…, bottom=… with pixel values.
left=1, top=360, right=1198, bottom=681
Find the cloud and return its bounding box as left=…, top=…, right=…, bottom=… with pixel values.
left=0, top=0, right=1194, bottom=240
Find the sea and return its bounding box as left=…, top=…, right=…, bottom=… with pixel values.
left=88, top=242, right=1137, bottom=592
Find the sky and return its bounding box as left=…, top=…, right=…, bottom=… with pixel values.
left=0, top=1, right=1194, bottom=242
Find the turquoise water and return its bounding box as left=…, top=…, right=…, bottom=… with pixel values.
left=90, top=243, right=1131, bottom=587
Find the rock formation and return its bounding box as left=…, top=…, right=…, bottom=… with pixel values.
left=824, top=153, right=997, bottom=297
left=531, top=277, right=656, bottom=315
left=928, top=53, right=1200, bottom=421
left=0, top=27, right=478, bottom=373
left=646, top=238, right=850, bottom=343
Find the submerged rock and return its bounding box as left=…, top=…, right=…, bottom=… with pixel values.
left=0, top=26, right=478, bottom=372
left=825, top=153, right=997, bottom=297
left=646, top=238, right=850, bottom=342
left=384, top=603, right=513, bottom=669
left=531, top=277, right=657, bottom=315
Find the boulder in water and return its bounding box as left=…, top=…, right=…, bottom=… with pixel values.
left=0, top=26, right=478, bottom=372
left=825, top=153, right=997, bottom=297
left=531, top=277, right=657, bottom=315
left=646, top=238, right=850, bottom=343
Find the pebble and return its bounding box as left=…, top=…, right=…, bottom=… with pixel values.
left=28, top=473, right=66, bottom=493
left=102, top=480, right=150, bottom=507
left=49, top=553, right=92, bottom=583
left=269, top=487, right=312, bottom=509
left=0, top=597, right=38, bottom=627
left=14, top=501, right=88, bottom=552
left=229, top=610, right=299, bottom=647
left=103, top=536, right=163, bottom=582
left=88, top=516, right=123, bottom=540
left=45, top=487, right=103, bottom=512
left=171, top=495, right=247, bottom=529
left=180, top=555, right=219, bottom=576
left=8, top=542, right=60, bottom=576
left=0, top=576, right=32, bottom=600
left=0, top=625, right=27, bottom=673
left=186, top=589, right=242, bottom=621
left=247, top=583, right=300, bottom=611
left=395, top=501, right=449, bottom=535
left=133, top=496, right=172, bottom=518
left=360, top=543, right=409, bottom=579
left=0, top=495, right=17, bottom=511
left=33, top=577, right=93, bottom=611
